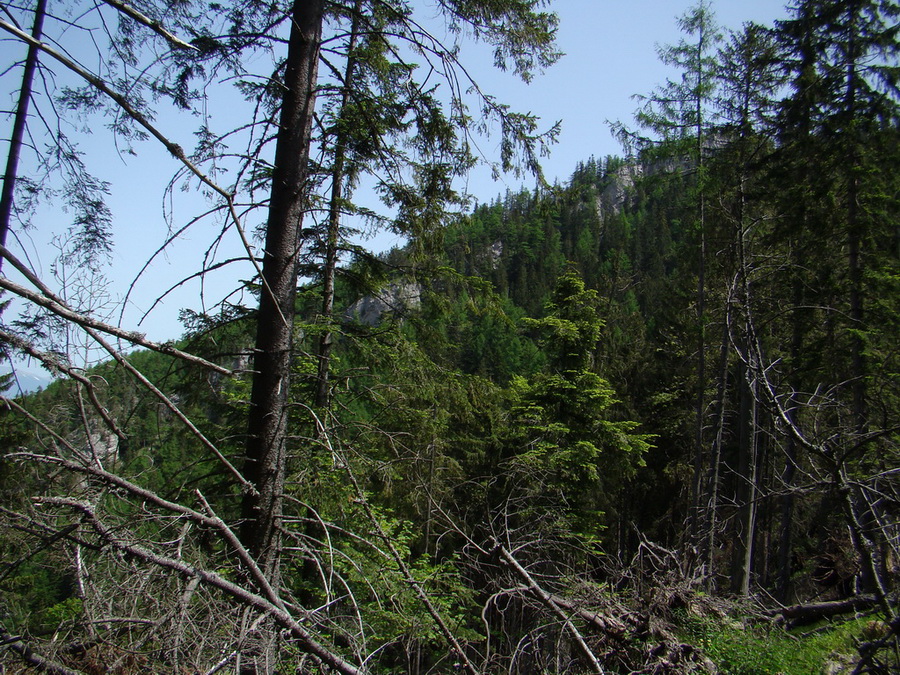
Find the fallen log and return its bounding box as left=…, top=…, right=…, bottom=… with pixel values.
left=779, top=595, right=877, bottom=627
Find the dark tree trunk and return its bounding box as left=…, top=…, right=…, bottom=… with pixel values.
left=775, top=15, right=817, bottom=602
left=843, top=22, right=866, bottom=435
left=315, top=0, right=363, bottom=409
left=690, top=17, right=711, bottom=547
left=240, top=0, right=325, bottom=583
left=0, top=0, right=46, bottom=269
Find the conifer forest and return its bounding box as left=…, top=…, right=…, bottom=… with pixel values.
left=0, top=0, right=898, bottom=673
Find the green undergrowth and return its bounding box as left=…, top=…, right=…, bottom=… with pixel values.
left=678, top=612, right=875, bottom=675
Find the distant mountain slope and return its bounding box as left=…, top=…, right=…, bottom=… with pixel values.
left=1, top=367, right=53, bottom=395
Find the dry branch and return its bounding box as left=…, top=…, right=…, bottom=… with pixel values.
left=0, top=246, right=233, bottom=376
left=0, top=328, right=126, bottom=442
left=544, top=592, right=629, bottom=641
left=494, top=540, right=606, bottom=675
left=309, top=409, right=483, bottom=675
left=0, top=26, right=282, bottom=327
left=100, top=0, right=198, bottom=51
left=10, top=453, right=271, bottom=598
left=36, top=497, right=366, bottom=675
left=0, top=622, right=88, bottom=675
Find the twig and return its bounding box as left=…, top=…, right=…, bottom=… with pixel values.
left=37, top=497, right=366, bottom=675
left=0, top=328, right=127, bottom=441
left=0, top=621, right=88, bottom=675
left=0, top=24, right=286, bottom=329
left=0, top=246, right=233, bottom=376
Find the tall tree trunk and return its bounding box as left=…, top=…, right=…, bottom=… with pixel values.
left=301, top=1, right=363, bottom=610
left=730, top=358, right=760, bottom=596
left=843, top=17, right=866, bottom=435
left=847, top=177, right=865, bottom=427
left=240, top=0, right=325, bottom=583
left=702, top=320, right=729, bottom=580
left=731, top=155, right=760, bottom=597
left=776, top=265, right=803, bottom=602
left=0, top=0, right=46, bottom=269
left=315, top=0, right=363, bottom=409
left=239, top=6, right=324, bottom=671
left=776, top=16, right=817, bottom=602
left=690, top=12, right=711, bottom=547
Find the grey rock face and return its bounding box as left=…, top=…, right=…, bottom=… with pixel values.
left=346, top=281, right=422, bottom=326
left=598, top=162, right=642, bottom=219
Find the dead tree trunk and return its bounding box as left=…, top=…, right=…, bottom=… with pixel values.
left=730, top=358, right=760, bottom=596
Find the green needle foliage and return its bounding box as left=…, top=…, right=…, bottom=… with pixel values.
left=0, top=0, right=898, bottom=672
left=504, top=269, right=651, bottom=540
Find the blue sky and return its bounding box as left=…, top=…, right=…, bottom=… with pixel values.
left=469, top=0, right=791, bottom=193
left=4, top=0, right=794, bottom=379
left=327, top=0, right=795, bottom=280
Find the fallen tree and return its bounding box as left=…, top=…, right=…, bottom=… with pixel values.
left=775, top=596, right=880, bottom=628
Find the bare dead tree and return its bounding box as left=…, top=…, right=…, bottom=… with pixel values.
left=730, top=233, right=899, bottom=628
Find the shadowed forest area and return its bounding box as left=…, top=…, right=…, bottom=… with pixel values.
left=1, top=0, right=898, bottom=673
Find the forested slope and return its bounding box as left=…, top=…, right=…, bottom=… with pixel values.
left=4, top=132, right=897, bottom=671
left=1, top=0, right=898, bottom=673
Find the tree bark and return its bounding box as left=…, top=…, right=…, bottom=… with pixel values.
left=776, top=15, right=817, bottom=602
left=779, top=595, right=878, bottom=627
left=702, top=320, right=729, bottom=578
left=240, top=0, right=325, bottom=582
left=689, top=9, right=713, bottom=548
left=730, top=359, right=759, bottom=596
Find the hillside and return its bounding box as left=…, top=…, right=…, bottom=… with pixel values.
left=3, top=141, right=897, bottom=672
left=1, top=0, right=897, bottom=672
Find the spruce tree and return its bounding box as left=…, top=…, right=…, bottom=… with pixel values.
left=767, top=0, right=899, bottom=603
left=504, top=269, right=650, bottom=540
left=615, top=0, right=723, bottom=562
left=710, top=21, right=783, bottom=596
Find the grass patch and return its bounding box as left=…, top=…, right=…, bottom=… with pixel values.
left=678, top=612, right=873, bottom=675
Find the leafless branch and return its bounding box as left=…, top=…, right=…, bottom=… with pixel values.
left=1, top=245, right=234, bottom=376
left=99, top=0, right=198, bottom=51
left=0, top=328, right=126, bottom=442
left=36, top=496, right=367, bottom=675
left=0, top=621, right=87, bottom=675
left=493, top=541, right=605, bottom=675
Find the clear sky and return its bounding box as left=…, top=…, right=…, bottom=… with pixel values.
left=462, top=0, right=792, bottom=195
left=4, top=0, right=795, bottom=380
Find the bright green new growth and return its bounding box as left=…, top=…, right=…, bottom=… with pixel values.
left=506, top=269, right=651, bottom=538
